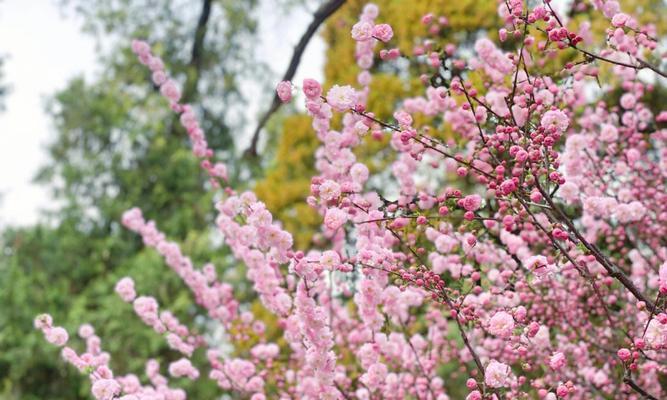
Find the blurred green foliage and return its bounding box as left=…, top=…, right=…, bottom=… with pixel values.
left=0, top=0, right=276, bottom=398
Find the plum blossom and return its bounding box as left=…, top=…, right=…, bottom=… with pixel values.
left=326, top=85, right=357, bottom=112
left=549, top=352, right=566, bottom=370
left=91, top=379, right=121, bottom=400
left=485, top=360, right=512, bottom=388
left=487, top=311, right=515, bottom=338
left=541, top=109, right=569, bottom=132
left=276, top=81, right=293, bottom=103
left=372, top=24, right=393, bottom=42
left=45, top=327, right=69, bottom=346
left=461, top=194, right=483, bottom=211
left=319, top=180, right=341, bottom=201
left=324, top=207, right=348, bottom=230
left=351, top=21, right=374, bottom=41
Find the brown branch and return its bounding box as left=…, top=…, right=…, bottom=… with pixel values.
left=543, top=0, right=666, bottom=78
left=624, top=373, right=659, bottom=400
left=184, top=0, right=213, bottom=103
left=245, top=0, right=347, bottom=157
left=534, top=181, right=662, bottom=314
left=165, top=0, right=212, bottom=141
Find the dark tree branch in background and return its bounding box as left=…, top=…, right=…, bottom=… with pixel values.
left=245, top=0, right=346, bottom=158
left=183, top=0, right=213, bottom=103
left=166, top=0, right=212, bottom=141
left=624, top=373, right=659, bottom=400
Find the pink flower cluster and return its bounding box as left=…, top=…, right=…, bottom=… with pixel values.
left=131, top=40, right=227, bottom=186
left=38, top=2, right=667, bottom=400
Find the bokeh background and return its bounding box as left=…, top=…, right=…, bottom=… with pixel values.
left=0, top=0, right=665, bottom=399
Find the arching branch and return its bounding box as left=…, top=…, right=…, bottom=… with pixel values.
left=245, top=0, right=346, bottom=158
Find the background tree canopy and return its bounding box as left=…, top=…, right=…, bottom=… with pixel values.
left=1, top=0, right=267, bottom=398
left=1, top=0, right=666, bottom=399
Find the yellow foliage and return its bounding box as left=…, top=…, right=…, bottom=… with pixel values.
left=255, top=0, right=498, bottom=245
left=254, top=115, right=321, bottom=248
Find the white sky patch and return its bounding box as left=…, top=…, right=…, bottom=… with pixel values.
left=0, top=0, right=97, bottom=227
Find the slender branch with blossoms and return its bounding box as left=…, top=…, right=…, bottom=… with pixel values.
left=37, top=1, right=667, bottom=399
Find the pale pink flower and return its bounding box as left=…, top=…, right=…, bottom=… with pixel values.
left=541, top=109, right=569, bottom=132
left=319, top=250, right=341, bottom=270
left=326, top=85, right=356, bottom=112
left=350, top=163, right=369, bottom=184
left=599, top=123, right=618, bottom=142
left=302, top=78, right=322, bottom=99
left=372, top=24, right=393, bottom=42
left=360, top=362, right=388, bottom=391
left=461, top=194, right=483, bottom=211
left=487, top=311, right=515, bottom=338
left=115, top=277, right=136, bottom=302
left=549, top=352, right=566, bottom=370
left=34, top=313, right=53, bottom=330
left=91, top=379, right=121, bottom=400
left=611, top=13, right=630, bottom=27
left=324, top=207, right=348, bottom=230
left=160, top=79, right=181, bottom=103
left=276, top=81, right=293, bottom=103
left=645, top=319, right=667, bottom=348
left=45, top=327, right=69, bottom=346
left=351, top=21, right=374, bottom=41
left=485, top=360, right=512, bottom=388
left=169, top=358, right=200, bottom=379
left=620, top=93, right=636, bottom=109
left=319, top=180, right=341, bottom=201
left=78, top=324, right=95, bottom=339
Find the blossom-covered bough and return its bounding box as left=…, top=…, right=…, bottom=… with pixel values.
left=36, top=1, right=667, bottom=399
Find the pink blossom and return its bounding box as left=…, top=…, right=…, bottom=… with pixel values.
left=115, top=277, right=136, bottom=302
left=644, top=319, right=667, bottom=347
left=250, top=343, right=280, bottom=360
left=34, top=9, right=667, bottom=400
left=45, top=327, right=69, bottom=346
left=130, top=39, right=150, bottom=56
left=350, top=163, right=369, bottom=184
left=461, top=194, right=483, bottom=211
left=169, top=358, right=200, bottom=379
left=326, top=85, right=356, bottom=112
left=34, top=313, right=53, bottom=330
left=620, top=93, right=636, bottom=109
left=160, top=79, right=181, bottom=103
left=276, top=81, right=293, bottom=103
left=549, top=352, right=566, bottom=370
left=487, top=311, right=515, bottom=338
left=91, top=379, right=121, bottom=400
left=611, top=13, right=630, bottom=27
left=78, top=324, right=95, bottom=339
left=302, top=78, right=322, bottom=99
left=466, top=391, right=482, bottom=400
left=319, top=180, right=341, bottom=201
left=372, top=24, right=393, bottom=42
left=324, top=207, right=348, bottom=230
left=614, top=201, right=646, bottom=223
left=485, top=360, right=512, bottom=388
left=360, top=362, right=388, bottom=391
left=319, top=250, right=341, bottom=270
left=617, top=348, right=632, bottom=361
left=541, top=109, right=569, bottom=132
left=351, top=21, right=374, bottom=41
left=600, top=123, right=618, bottom=142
